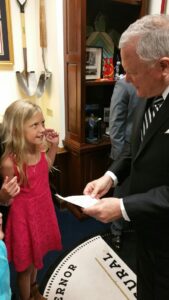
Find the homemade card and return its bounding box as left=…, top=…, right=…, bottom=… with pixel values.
left=55, top=194, right=99, bottom=208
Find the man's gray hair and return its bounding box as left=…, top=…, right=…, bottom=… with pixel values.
left=119, top=14, right=169, bottom=63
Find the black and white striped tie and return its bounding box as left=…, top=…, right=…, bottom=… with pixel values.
left=141, top=96, right=164, bottom=140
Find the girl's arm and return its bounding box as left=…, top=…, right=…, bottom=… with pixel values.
left=45, top=129, right=59, bottom=169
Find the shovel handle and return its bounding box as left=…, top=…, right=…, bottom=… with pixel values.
left=40, top=0, right=47, bottom=48
left=20, top=13, right=26, bottom=48
left=16, top=0, right=27, bottom=13
left=16, top=0, right=27, bottom=48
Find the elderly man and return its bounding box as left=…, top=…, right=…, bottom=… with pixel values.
left=83, top=14, right=169, bottom=300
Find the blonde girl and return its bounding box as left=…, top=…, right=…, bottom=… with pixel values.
left=1, top=100, right=62, bottom=300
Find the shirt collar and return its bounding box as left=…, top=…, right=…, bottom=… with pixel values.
left=162, top=86, right=169, bottom=100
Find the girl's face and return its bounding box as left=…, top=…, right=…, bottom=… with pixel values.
left=23, top=111, right=45, bottom=146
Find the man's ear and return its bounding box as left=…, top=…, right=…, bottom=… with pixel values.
left=159, top=57, right=169, bottom=73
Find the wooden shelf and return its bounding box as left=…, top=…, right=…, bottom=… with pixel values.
left=64, top=136, right=111, bottom=154
left=80, top=137, right=111, bottom=152
left=86, top=79, right=115, bottom=86
left=112, top=0, right=141, bottom=5
left=57, top=147, right=68, bottom=154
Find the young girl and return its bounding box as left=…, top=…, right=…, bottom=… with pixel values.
left=1, top=100, right=62, bottom=300
left=0, top=213, right=11, bottom=300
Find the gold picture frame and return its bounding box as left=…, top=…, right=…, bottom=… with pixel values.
left=0, top=0, right=14, bottom=66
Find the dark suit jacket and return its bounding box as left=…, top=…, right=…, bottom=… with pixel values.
left=109, top=93, right=169, bottom=247
left=109, top=78, right=141, bottom=160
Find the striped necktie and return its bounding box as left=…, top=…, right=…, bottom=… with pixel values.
left=141, top=96, right=164, bottom=140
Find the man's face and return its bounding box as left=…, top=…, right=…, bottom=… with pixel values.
left=121, top=45, right=165, bottom=98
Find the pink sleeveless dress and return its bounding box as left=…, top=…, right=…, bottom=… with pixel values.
left=5, top=152, right=62, bottom=272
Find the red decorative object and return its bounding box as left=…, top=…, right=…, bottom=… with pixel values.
left=103, top=58, right=114, bottom=79
left=161, top=0, right=167, bottom=14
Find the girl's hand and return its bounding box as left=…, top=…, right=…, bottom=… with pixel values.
left=0, top=176, right=20, bottom=205
left=45, top=129, right=59, bottom=146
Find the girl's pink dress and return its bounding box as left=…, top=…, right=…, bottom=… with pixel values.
left=5, top=152, right=62, bottom=272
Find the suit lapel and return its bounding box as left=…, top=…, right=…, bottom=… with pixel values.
left=134, top=94, right=169, bottom=162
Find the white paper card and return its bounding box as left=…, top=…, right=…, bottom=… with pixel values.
left=55, top=193, right=99, bottom=208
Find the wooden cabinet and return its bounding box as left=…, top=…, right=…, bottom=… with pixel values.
left=63, top=0, right=148, bottom=196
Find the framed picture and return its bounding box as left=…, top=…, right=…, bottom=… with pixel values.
left=85, top=47, right=102, bottom=80
left=0, top=0, right=14, bottom=66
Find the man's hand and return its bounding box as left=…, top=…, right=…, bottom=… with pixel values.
left=0, top=176, right=20, bottom=205
left=83, top=197, right=122, bottom=223
left=83, top=174, right=114, bottom=199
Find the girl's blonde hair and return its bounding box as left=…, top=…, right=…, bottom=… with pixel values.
left=1, top=99, right=43, bottom=184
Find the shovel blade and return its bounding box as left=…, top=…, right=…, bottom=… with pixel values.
left=36, top=71, right=52, bottom=97
left=16, top=71, right=37, bottom=97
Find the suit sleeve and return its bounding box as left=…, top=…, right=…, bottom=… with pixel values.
left=108, top=140, right=132, bottom=184
left=109, top=79, right=130, bottom=160
left=123, top=185, right=169, bottom=222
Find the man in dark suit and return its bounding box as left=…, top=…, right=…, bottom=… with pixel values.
left=83, top=14, right=169, bottom=300
left=109, top=77, right=142, bottom=250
